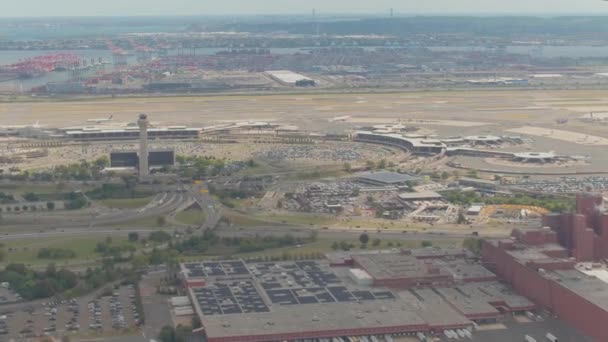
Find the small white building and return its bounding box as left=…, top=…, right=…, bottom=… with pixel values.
left=349, top=268, right=373, bottom=286
left=466, top=204, right=484, bottom=216
left=264, top=70, right=315, bottom=86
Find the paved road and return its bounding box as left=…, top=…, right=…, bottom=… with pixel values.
left=0, top=223, right=504, bottom=242
left=184, top=181, right=222, bottom=230
left=0, top=190, right=192, bottom=228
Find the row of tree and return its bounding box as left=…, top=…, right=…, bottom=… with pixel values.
left=443, top=190, right=575, bottom=213
left=0, top=264, right=78, bottom=300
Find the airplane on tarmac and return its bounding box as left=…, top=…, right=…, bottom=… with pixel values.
left=86, top=115, right=113, bottom=124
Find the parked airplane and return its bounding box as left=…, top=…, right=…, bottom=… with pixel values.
left=329, top=115, right=351, bottom=122
left=0, top=121, right=42, bottom=129
left=86, top=115, right=113, bottom=123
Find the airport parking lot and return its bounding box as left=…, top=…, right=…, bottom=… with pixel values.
left=0, top=285, right=141, bottom=339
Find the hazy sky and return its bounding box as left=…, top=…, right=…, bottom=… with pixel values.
left=4, top=0, right=608, bottom=17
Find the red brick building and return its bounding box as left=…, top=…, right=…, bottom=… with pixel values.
left=482, top=223, right=608, bottom=341
left=542, top=192, right=608, bottom=262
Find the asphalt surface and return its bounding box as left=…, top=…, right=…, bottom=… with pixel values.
left=0, top=190, right=193, bottom=228
left=471, top=317, right=591, bottom=342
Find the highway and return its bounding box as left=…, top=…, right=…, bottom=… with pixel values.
left=0, top=190, right=193, bottom=229
left=0, top=223, right=505, bottom=242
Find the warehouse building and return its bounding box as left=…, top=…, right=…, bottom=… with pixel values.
left=178, top=248, right=535, bottom=342
left=355, top=171, right=421, bottom=187
left=482, top=227, right=608, bottom=342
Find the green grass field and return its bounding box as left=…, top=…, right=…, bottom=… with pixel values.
left=171, top=236, right=464, bottom=262
left=236, top=237, right=462, bottom=259
left=2, top=236, right=132, bottom=266
left=0, top=183, right=96, bottom=195
left=175, top=210, right=206, bottom=225
left=110, top=215, right=168, bottom=228
left=99, top=196, right=154, bottom=209
left=224, top=210, right=337, bottom=227
left=223, top=211, right=282, bottom=226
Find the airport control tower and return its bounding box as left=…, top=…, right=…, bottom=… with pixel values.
left=137, top=113, right=149, bottom=179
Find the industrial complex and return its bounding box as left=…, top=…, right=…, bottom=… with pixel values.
left=482, top=192, right=608, bottom=342
left=168, top=191, right=608, bottom=342
left=178, top=249, right=536, bottom=342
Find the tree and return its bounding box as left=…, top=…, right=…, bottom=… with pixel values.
left=339, top=241, right=351, bottom=251
left=457, top=210, right=467, bottom=224
left=55, top=182, right=66, bottom=193
left=191, top=316, right=202, bottom=329
left=46, top=202, right=55, bottom=210
left=359, top=233, right=370, bottom=245
left=378, top=159, right=387, bottom=169
left=365, top=160, right=376, bottom=170
left=372, top=238, right=381, bottom=246
left=343, top=162, right=352, bottom=173
left=309, top=230, right=319, bottom=242
left=351, top=187, right=360, bottom=197
left=331, top=241, right=339, bottom=250
left=158, top=325, right=175, bottom=342
left=23, top=192, right=40, bottom=202
left=421, top=240, right=433, bottom=248
left=149, top=230, right=172, bottom=243
left=157, top=216, right=167, bottom=227
left=128, top=232, right=139, bottom=242
left=463, top=237, right=482, bottom=255
left=121, top=175, right=138, bottom=193
left=441, top=171, right=450, bottom=180
left=94, top=156, right=109, bottom=168
left=149, top=248, right=165, bottom=265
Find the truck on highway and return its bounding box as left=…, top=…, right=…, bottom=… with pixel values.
left=546, top=333, right=558, bottom=342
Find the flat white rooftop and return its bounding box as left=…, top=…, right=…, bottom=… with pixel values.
left=265, top=70, right=313, bottom=84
